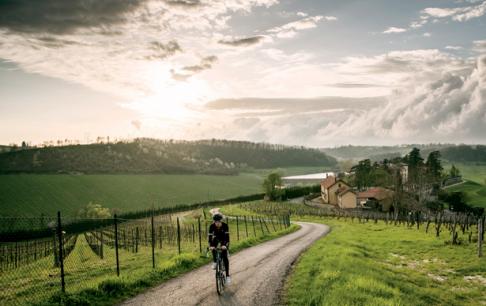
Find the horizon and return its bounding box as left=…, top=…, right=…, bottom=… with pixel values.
left=2, top=136, right=485, bottom=150
left=1, top=0, right=486, bottom=146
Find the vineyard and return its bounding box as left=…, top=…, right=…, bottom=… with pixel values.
left=0, top=209, right=291, bottom=305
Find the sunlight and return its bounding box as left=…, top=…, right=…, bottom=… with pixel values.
left=124, top=66, right=216, bottom=122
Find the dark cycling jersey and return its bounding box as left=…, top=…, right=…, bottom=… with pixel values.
left=208, top=222, right=230, bottom=247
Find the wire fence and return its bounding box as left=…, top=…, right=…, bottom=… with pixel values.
left=0, top=211, right=291, bottom=305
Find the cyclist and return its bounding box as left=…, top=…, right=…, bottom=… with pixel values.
left=208, top=213, right=231, bottom=284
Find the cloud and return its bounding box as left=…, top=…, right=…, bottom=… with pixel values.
left=0, top=0, right=279, bottom=98
left=268, top=15, right=333, bottom=38
left=218, top=35, right=268, bottom=47
left=171, top=55, right=218, bottom=80
left=313, top=54, right=486, bottom=145
left=145, top=40, right=182, bottom=60
left=383, top=27, right=407, bottom=34
left=164, top=0, right=203, bottom=8
left=423, top=32, right=432, bottom=37
left=324, top=83, right=387, bottom=88
left=473, top=40, right=486, bottom=53
left=296, top=12, right=308, bottom=17
left=445, top=45, right=463, bottom=50
left=422, top=0, right=486, bottom=22
left=186, top=50, right=483, bottom=146
left=131, top=119, right=142, bottom=130
left=0, top=0, right=146, bottom=34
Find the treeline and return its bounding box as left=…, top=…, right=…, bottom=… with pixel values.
left=441, top=145, right=486, bottom=163
left=322, top=144, right=486, bottom=163
left=0, top=138, right=336, bottom=175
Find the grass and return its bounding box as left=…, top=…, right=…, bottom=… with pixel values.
left=285, top=217, right=486, bottom=306
left=1, top=210, right=297, bottom=306
left=444, top=162, right=486, bottom=208
left=447, top=180, right=486, bottom=208
left=0, top=167, right=329, bottom=217
left=0, top=173, right=263, bottom=217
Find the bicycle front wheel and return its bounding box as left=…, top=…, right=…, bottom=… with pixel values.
left=216, top=271, right=224, bottom=295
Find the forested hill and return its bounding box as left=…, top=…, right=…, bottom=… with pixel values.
left=0, top=138, right=337, bottom=175
left=321, top=144, right=486, bottom=163
left=440, top=145, right=486, bottom=163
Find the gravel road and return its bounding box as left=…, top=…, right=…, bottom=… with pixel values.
left=120, top=222, right=330, bottom=306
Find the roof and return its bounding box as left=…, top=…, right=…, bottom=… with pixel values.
left=338, top=188, right=356, bottom=196
left=357, top=187, right=394, bottom=201
left=320, top=176, right=336, bottom=189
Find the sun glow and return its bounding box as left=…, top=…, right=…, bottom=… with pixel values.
left=123, top=65, right=216, bottom=122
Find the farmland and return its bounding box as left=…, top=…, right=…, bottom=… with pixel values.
left=219, top=202, right=485, bottom=306
left=0, top=166, right=328, bottom=217
left=0, top=209, right=296, bottom=305
left=0, top=174, right=261, bottom=217
left=285, top=216, right=485, bottom=306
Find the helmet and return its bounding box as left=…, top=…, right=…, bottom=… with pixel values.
left=212, top=213, right=223, bottom=222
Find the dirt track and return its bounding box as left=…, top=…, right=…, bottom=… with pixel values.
left=120, top=222, right=330, bottom=306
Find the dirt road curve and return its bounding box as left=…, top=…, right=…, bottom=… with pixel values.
left=120, top=222, right=330, bottom=306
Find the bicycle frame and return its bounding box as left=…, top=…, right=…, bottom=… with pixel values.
left=214, top=248, right=226, bottom=295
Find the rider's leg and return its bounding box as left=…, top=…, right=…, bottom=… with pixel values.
left=222, top=249, right=229, bottom=276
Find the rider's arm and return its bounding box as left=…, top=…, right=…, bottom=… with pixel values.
left=208, top=223, right=214, bottom=245
left=224, top=223, right=230, bottom=247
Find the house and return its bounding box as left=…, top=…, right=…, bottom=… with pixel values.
left=321, top=176, right=351, bottom=205
left=357, top=187, right=394, bottom=211
left=337, top=189, right=358, bottom=209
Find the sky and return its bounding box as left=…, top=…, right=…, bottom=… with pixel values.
left=0, top=0, right=485, bottom=147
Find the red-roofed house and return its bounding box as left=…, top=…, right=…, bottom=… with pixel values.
left=321, top=176, right=351, bottom=205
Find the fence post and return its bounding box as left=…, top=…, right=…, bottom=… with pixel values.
left=151, top=211, right=155, bottom=269
left=177, top=217, right=181, bottom=254
left=251, top=216, right=257, bottom=236
left=244, top=216, right=249, bottom=238
left=100, top=230, right=104, bottom=260
left=259, top=217, right=265, bottom=235
left=57, top=211, right=65, bottom=293
left=479, top=218, right=483, bottom=258
left=236, top=216, right=240, bottom=241
left=114, top=214, right=120, bottom=276
left=198, top=217, right=202, bottom=254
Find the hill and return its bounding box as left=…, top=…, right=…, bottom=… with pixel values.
left=0, top=138, right=337, bottom=175
left=440, top=145, right=486, bottom=163
left=322, top=144, right=486, bottom=163
left=321, top=144, right=452, bottom=161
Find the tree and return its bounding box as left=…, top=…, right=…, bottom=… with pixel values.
left=425, top=151, right=443, bottom=182
left=78, top=202, right=111, bottom=219
left=263, top=172, right=283, bottom=201
left=440, top=191, right=469, bottom=213
left=353, top=159, right=372, bottom=190
left=450, top=164, right=461, bottom=178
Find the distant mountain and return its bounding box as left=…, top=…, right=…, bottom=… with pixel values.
left=0, top=138, right=337, bottom=174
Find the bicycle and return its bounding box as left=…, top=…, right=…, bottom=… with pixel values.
left=212, top=247, right=227, bottom=295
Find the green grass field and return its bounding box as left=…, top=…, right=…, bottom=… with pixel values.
left=285, top=217, right=485, bottom=306
left=445, top=162, right=486, bottom=208
left=0, top=167, right=327, bottom=217
left=0, top=173, right=263, bottom=217
left=447, top=180, right=486, bottom=208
